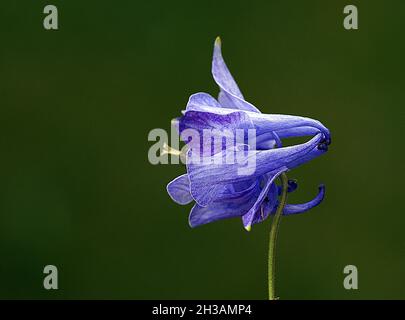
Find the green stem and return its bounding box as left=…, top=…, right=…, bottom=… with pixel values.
left=268, top=172, right=288, bottom=300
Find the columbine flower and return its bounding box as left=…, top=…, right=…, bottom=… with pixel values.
left=167, top=37, right=330, bottom=231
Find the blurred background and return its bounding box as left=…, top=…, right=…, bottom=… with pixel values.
left=0, top=0, right=404, bottom=299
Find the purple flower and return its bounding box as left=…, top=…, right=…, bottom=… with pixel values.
left=167, top=37, right=330, bottom=231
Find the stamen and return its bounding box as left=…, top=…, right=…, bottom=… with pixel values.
left=161, top=143, right=183, bottom=156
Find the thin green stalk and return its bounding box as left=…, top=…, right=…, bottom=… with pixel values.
left=268, top=172, right=288, bottom=300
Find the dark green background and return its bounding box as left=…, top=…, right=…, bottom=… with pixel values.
left=0, top=1, right=403, bottom=299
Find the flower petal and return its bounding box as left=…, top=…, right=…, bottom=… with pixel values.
left=241, top=168, right=287, bottom=231
left=186, top=133, right=326, bottom=206
left=251, top=179, right=299, bottom=225
left=188, top=181, right=260, bottom=227
left=167, top=174, right=193, bottom=205
left=248, top=113, right=331, bottom=143
left=186, top=92, right=222, bottom=110
left=251, top=182, right=279, bottom=226
left=275, top=126, right=321, bottom=139
left=273, top=184, right=325, bottom=215
left=212, top=38, right=244, bottom=99
left=212, top=37, right=260, bottom=113
left=179, top=109, right=254, bottom=156
left=256, top=131, right=282, bottom=150
left=184, top=104, right=330, bottom=143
